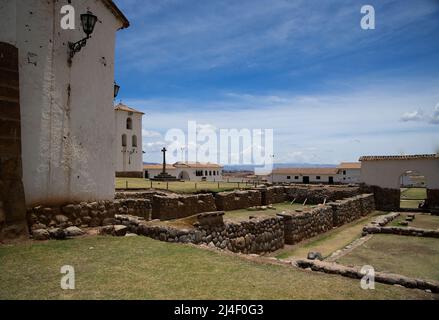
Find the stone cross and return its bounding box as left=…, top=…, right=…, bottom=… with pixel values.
left=161, top=147, right=167, bottom=174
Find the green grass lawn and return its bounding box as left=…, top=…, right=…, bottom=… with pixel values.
left=276, top=211, right=384, bottom=260
left=337, top=234, right=439, bottom=281
left=116, top=178, right=253, bottom=193
left=0, top=236, right=433, bottom=300
left=400, top=188, right=427, bottom=200
left=400, top=199, right=423, bottom=209
left=390, top=214, right=439, bottom=230
left=224, top=202, right=311, bottom=222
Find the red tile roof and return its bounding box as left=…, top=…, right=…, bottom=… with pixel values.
left=338, top=162, right=361, bottom=169
left=359, top=154, right=438, bottom=161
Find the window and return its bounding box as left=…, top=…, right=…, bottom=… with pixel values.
left=205, top=170, right=208, bottom=176
left=316, top=176, right=321, bottom=180
left=209, top=171, right=212, bottom=176
left=287, top=176, right=291, bottom=180
left=295, top=176, right=299, bottom=180
left=213, top=171, right=216, bottom=176
left=126, top=117, right=133, bottom=130
left=132, top=135, right=137, bottom=147
left=343, top=170, right=346, bottom=175
left=122, top=134, right=127, bottom=147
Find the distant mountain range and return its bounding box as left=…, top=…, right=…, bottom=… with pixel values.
left=144, top=162, right=338, bottom=172
left=222, top=163, right=337, bottom=172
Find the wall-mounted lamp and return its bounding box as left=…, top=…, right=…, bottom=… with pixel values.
left=68, top=11, right=98, bottom=62
left=114, top=81, right=120, bottom=98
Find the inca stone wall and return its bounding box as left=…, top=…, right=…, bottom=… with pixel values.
left=368, top=186, right=400, bottom=211
left=135, top=212, right=284, bottom=254
left=427, top=189, right=439, bottom=209
left=284, top=185, right=360, bottom=204
left=151, top=193, right=216, bottom=220
left=262, top=186, right=288, bottom=205
left=27, top=199, right=151, bottom=230
left=329, top=194, right=375, bottom=226
left=280, top=194, right=375, bottom=245
left=215, top=190, right=262, bottom=211
left=279, top=206, right=333, bottom=245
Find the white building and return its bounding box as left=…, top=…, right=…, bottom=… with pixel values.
left=144, top=162, right=224, bottom=181
left=0, top=0, right=129, bottom=206
left=337, top=162, right=362, bottom=184
left=115, top=103, right=144, bottom=178
left=269, top=168, right=339, bottom=184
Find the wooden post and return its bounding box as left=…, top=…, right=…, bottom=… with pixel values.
left=303, top=198, right=308, bottom=206
left=150, top=180, right=153, bottom=189
left=126, top=180, right=128, bottom=189
left=167, top=182, right=169, bottom=190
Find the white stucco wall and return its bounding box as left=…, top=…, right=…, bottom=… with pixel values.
left=115, top=110, right=143, bottom=173
left=339, top=168, right=361, bottom=184
left=270, top=174, right=336, bottom=184
left=1, top=0, right=125, bottom=206
left=143, top=167, right=223, bottom=181
left=361, top=159, right=439, bottom=189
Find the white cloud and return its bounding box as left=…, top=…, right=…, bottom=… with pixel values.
left=429, top=103, right=439, bottom=124
left=142, top=129, right=162, bottom=138
left=400, top=109, right=424, bottom=122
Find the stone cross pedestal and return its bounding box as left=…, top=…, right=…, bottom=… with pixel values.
left=151, top=147, right=178, bottom=181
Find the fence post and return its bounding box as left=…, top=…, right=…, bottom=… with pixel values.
left=150, top=180, right=153, bottom=189
left=195, top=183, right=197, bottom=190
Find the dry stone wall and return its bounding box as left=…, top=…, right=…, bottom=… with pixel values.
left=279, top=206, right=333, bottom=245
left=284, top=185, right=360, bottom=204
left=27, top=199, right=151, bottom=230
left=281, top=194, right=375, bottom=245
left=329, top=194, right=375, bottom=227
left=215, top=190, right=262, bottom=211
left=151, top=193, right=216, bottom=220
left=136, top=212, right=284, bottom=254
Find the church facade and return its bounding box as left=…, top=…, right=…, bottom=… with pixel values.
left=115, top=103, right=144, bottom=178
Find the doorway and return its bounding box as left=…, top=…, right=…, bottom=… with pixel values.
left=303, top=176, right=310, bottom=184
left=400, top=170, right=426, bottom=209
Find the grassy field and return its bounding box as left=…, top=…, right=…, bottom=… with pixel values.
left=400, top=188, right=427, bottom=200
left=338, top=234, right=439, bottom=281
left=390, top=214, right=439, bottom=229
left=0, top=236, right=434, bottom=300
left=116, top=178, right=253, bottom=193
left=276, top=211, right=384, bottom=260
left=400, top=188, right=427, bottom=209
left=224, top=202, right=311, bottom=222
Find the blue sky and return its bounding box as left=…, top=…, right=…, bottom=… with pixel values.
left=113, top=0, right=439, bottom=164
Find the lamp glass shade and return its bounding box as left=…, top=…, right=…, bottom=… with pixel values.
left=81, top=11, right=98, bottom=36
left=114, top=83, right=120, bottom=98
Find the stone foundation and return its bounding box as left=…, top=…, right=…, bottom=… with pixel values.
left=151, top=193, right=216, bottom=220
left=27, top=199, right=151, bottom=230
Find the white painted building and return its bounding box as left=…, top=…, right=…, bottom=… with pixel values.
left=144, top=162, right=224, bottom=181
left=337, top=162, right=362, bottom=184
left=0, top=0, right=129, bottom=206
left=115, top=103, right=144, bottom=177
left=360, top=154, right=439, bottom=189
left=269, top=168, right=339, bottom=184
